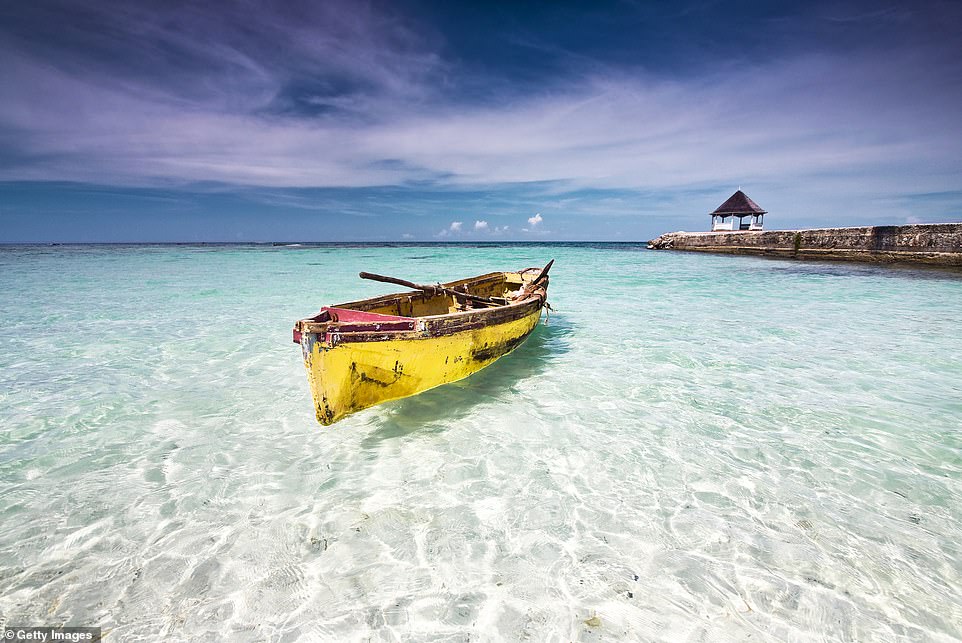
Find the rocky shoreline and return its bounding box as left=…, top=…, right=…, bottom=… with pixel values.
left=647, top=223, right=962, bottom=267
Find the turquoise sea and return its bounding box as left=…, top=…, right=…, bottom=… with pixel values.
left=1, top=243, right=960, bottom=641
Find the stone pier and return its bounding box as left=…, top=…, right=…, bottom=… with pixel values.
left=648, top=223, right=962, bottom=267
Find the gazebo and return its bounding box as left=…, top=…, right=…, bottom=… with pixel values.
left=710, top=190, right=766, bottom=231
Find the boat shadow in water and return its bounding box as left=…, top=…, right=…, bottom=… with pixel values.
left=359, top=315, right=574, bottom=446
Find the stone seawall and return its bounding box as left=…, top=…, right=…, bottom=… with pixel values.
left=648, top=223, right=962, bottom=267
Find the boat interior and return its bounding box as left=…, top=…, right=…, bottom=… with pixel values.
left=322, top=271, right=529, bottom=320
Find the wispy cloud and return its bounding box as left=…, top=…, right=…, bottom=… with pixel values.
left=3, top=43, right=959, bottom=199
left=1, top=0, right=961, bottom=240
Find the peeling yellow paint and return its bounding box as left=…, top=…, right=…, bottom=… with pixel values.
left=304, top=307, right=542, bottom=425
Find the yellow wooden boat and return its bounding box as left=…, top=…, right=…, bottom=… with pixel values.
left=293, top=262, right=552, bottom=425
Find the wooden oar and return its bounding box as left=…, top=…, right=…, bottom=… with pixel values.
left=359, top=272, right=502, bottom=306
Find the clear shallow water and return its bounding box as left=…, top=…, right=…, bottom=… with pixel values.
left=0, top=244, right=960, bottom=641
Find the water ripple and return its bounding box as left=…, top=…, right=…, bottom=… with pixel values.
left=0, top=245, right=960, bottom=640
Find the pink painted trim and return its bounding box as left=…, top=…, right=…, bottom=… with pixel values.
left=323, top=307, right=415, bottom=323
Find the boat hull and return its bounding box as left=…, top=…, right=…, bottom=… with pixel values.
left=301, top=305, right=542, bottom=424
left=294, top=267, right=551, bottom=425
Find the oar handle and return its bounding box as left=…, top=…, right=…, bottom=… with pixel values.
left=359, top=272, right=425, bottom=290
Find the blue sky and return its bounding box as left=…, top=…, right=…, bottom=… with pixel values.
left=1, top=0, right=960, bottom=242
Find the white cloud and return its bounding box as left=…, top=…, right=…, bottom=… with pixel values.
left=527, top=213, right=543, bottom=226
left=401, top=232, right=413, bottom=239
left=474, top=220, right=488, bottom=230
left=436, top=220, right=463, bottom=237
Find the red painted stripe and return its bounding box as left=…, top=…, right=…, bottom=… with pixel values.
left=324, top=307, right=414, bottom=323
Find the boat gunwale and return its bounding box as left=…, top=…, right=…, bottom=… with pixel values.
left=295, top=270, right=547, bottom=341
left=333, top=270, right=509, bottom=314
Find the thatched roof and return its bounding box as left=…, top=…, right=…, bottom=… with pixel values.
left=711, top=190, right=766, bottom=215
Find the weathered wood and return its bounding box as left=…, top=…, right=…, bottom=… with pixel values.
left=530, top=259, right=554, bottom=286
left=517, top=259, right=554, bottom=299
left=296, top=291, right=544, bottom=339
left=359, top=271, right=502, bottom=306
